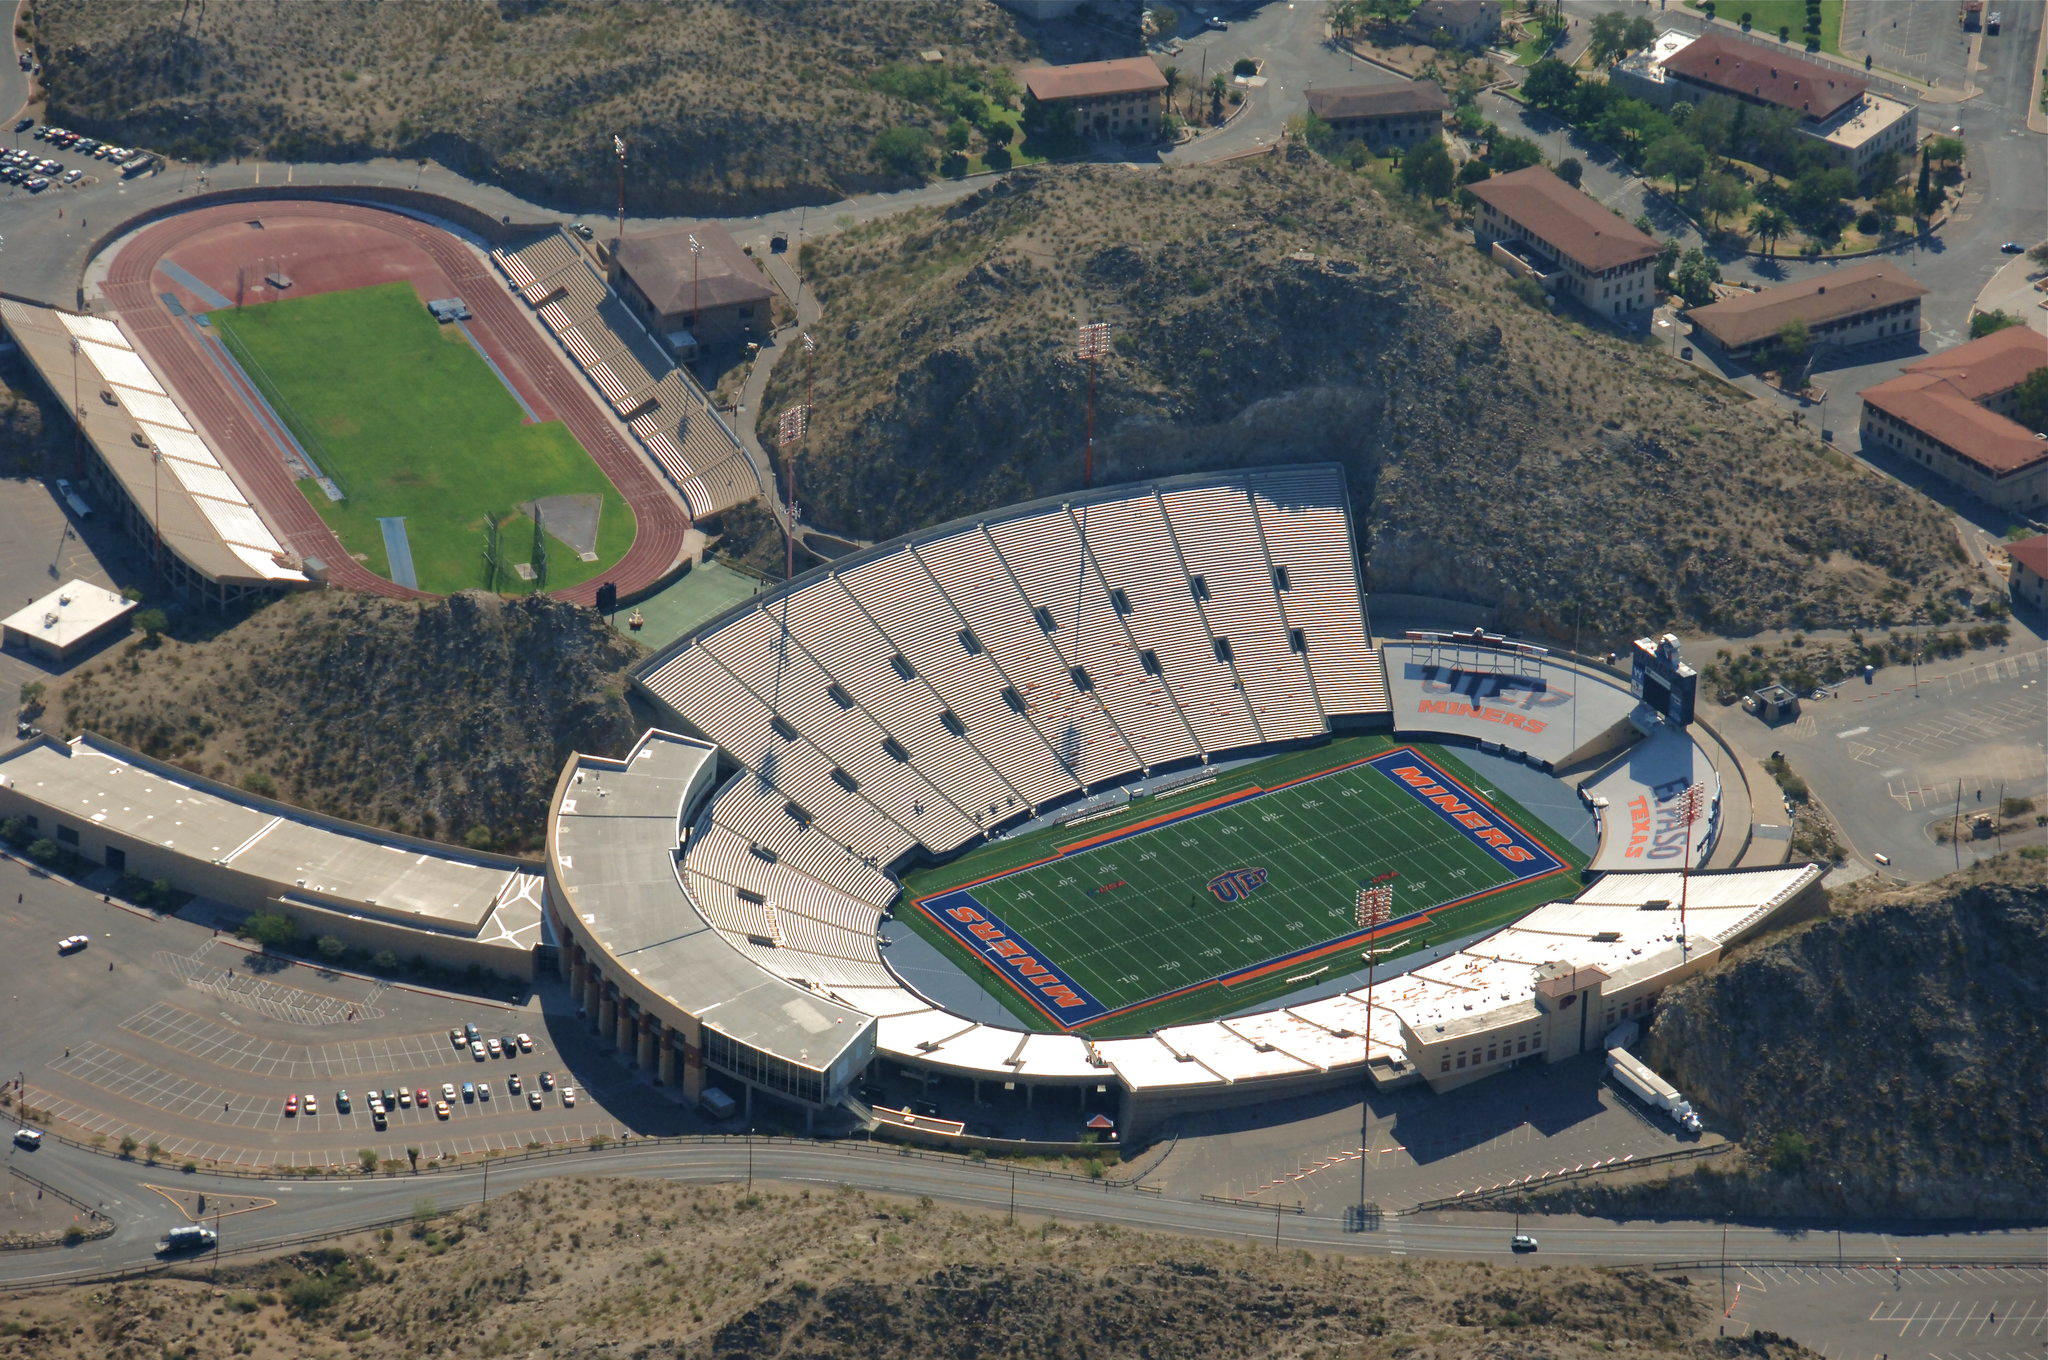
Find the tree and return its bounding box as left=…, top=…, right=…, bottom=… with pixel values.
left=242, top=909, right=298, bottom=948
left=1672, top=248, right=1721, bottom=307
left=17, top=679, right=45, bottom=715
left=357, top=1148, right=379, bottom=1173
left=1486, top=134, right=1543, bottom=173
left=1924, top=134, right=1965, bottom=165
left=407, top=1150, right=423, bottom=1174
left=1789, top=165, right=1854, bottom=231
left=1289, top=109, right=1333, bottom=152
left=1587, top=11, right=1633, bottom=66
left=133, top=608, right=167, bottom=643
left=870, top=126, right=933, bottom=176
left=1555, top=155, right=1583, bottom=187
left=945, top=118, right=973, bottom=152
left=2012, top=367, right=2048, bottom=436
left=1399, top=136, right=1455, bottom=201
left=982, top=118, right=1014, bottom=149
left=316, top=935, right=346, bottom=961
left=1148, top=3, right=1180, bottom=37
left=1457, top=159, right=1493, bottom=185
left=1644, top=134, right=1706, bottom=195
left=1624, top=14, right=1656, bottom=52
left=2030, top=242, right=2048, bottom=267
left=1770, top=320, right=1813, bottom=374
left=1969, top=310, right=2022, bottom=339
left=1696, top=170, right=1750, bottom=227
left=1749, top=205, right=1790, bottom=257
left=118, top=1134, right=138, bottom=1158
left=1521, top=57, right=1578, bottom=112
left=26, top=837, right=60, bottom=865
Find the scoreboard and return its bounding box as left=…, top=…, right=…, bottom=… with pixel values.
left=1630, top=633, right=1697, bottom=727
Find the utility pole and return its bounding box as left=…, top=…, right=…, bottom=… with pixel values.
left=1952, top=780, right=1961, bottom=870
left=1075, top=321, right=1111, bottom=489
left=1355, top=886, right=1391, bottom=1231
left=150, top=444, right=164, bottom=581
left=1008, top=1166, right=1017, bottom=1224
left=688, top=233, right=703, bottom=333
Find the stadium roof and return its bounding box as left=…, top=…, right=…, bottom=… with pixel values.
left=1306, top=81, right=1449, bottom=121
left=1023, top=56, right=1166, bottom=103
left=0, top=734, right=534, bottom=936
left=1660, top=30, right=1867, bottom=119
left=1861, top=326, right=2048, bottom=475
left=2008, top=535, right=2048, bottom=580
left=549, top=731, right=875, bottom=1074
left=1684, top=261, right=1928, bottom=351
left=1465, top=167, right=1660, bottom=272
left=612, top=223, right=773, bottom=319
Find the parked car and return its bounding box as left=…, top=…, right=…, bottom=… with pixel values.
left=414, top=1087, right=430, bottom=1108
left=462, top=1081, right=475, bottom=1102
left=560, top=1087, right=576, bottom=1108
left=486, top=1038, right=502, bottom=1058
left=471, top=1040, right=487, bottom=1060
left=382, top=1088, right=398, bottom=1109
left=435, top=1101, right=450, bottom=1120
left=397, top=1088, right=413, bottom=1107
left=507, top=1073, right=522, bottom=1094
left=336, top=1091, right=350, bottom=1113
left=62, top=168, right=82, bottom=184
left=302, top=1094, right=317, bottom=1115
left=57, top=934, right=89, bottom=954
left=464, top=1022, right=481, bottom=1041
left=26, top=178, right=50, bottom=193
left=2000, top=241, right=2026, bottom=253
left=528, top=1089, right=543, bottom=1109
left=450, top=1028, right=466, bottom=1048
left=371, top=1110, right=387, bottom=1130
left=516, top=1033, right=534, bottom=1053
left=478, top=1081, right=491, bottom=1101
left=539, top=1070, right=555, bottom=1090
left=283, top=1094, right=298, bottom=1116
left=500, top=1035, right=517, bottom=1056
left=441, top=1083, right=457, bottom=1102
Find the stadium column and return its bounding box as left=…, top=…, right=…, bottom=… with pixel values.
left=636, top=1015, right=656, bottom=1073
left=575, top=959, right=595, bottom=1016
left=657, top=1033, right=677, bottom=1086
left=615, top=1000, right=636, bottom=1056
left=555, top=942, right=573, bottom=985
left=598, top=983, right=617, bottom=1037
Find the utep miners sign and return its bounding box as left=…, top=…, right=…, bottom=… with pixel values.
left=1207, top=867, right=1269, bottom=903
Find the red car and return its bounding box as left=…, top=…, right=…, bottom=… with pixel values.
left=414, top=1087, right=430, bottom=1108
left=283, top=1094, right=298, bottom=1116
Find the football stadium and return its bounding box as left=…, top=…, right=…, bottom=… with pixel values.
left=542, top=465, right=1823, bottom=1140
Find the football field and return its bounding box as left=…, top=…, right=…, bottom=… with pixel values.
left=901, top=737, right=1583, bottom=1036
left=210, top=281, right=634, bottom=595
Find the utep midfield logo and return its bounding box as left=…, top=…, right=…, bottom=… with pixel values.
left=1207, top=867, right=1269, bottom=903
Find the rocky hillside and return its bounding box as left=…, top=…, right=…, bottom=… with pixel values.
left=25, top=0, right=1112, bottom=214
left=49, top=591, right=639, bottom=852
left=767, top=158, right=1974, bottom=639
left=0, top=1178, right=1816, bottom=1360
left=1565, top=857, right=2047, bottom=1220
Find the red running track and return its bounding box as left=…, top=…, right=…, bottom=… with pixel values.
left=101, top=200, right=689, bottom=604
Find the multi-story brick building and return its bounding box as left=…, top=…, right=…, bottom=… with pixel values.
left=1465, top=166, right=1661, bottom=321
left=1408, top=0, right=1502, bottom=49
left=1684, top=260, right=1928, bottom=365
left=1858, top=325, right=2048, bottom=514
left=1023, top=57, right=1168, bottom=142
left=1305, top=81, right=1450, bottom=153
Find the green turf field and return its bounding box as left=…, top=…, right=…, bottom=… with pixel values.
left=898, top=735, right=1585, bottom=1036
left=210, top=281, right=634, bottom=595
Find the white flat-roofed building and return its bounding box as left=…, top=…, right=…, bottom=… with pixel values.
left=2, top=580, right=136, bottom=661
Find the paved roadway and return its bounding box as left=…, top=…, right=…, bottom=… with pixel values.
left=4, top=1129, right=2043, bottom=1291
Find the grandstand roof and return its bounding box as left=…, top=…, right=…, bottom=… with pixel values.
left=0, top=734, right=533, bottom=937
left=1465, top=167, right=1660, bottom=273
left=1684, top=261, right=1928, bottom=351
left=549, top=731, right=875, bottom=1075
left=1660, top=30, right=1867, bottom=119
left=613, top=223, right=773, bottom=319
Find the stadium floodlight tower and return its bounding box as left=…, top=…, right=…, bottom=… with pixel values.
left=1354, top=883, right=1393, bottom=1231
left=1075, top=321, right=1111, bottom=489
left=612, top=135, right=628, bottom=253
left=776, top=398, right=809, bottom=584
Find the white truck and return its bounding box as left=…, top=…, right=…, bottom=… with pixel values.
left=1607, top=1048, right=1703, bottom=1134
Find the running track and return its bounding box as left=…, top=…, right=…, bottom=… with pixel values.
left=100, top=200, right=689, bottom=604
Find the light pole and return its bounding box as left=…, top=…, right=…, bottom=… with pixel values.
left=612, top=134, right=627, bottom=252
left=776, top=397, right=808, bottom=583
left=1075, top=321, right=1111, bottom=489
left=688, top=233, right=703, bottom=336
left=1354, top=886, right=1391, bottom=1230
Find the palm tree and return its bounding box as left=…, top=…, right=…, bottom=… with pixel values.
left=1749, top=205, right=1790, bottom=258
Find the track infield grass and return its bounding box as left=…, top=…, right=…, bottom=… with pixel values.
left=209, top=281, right=633, bottom=595
left=897, top=735, right=1586, bottom=1037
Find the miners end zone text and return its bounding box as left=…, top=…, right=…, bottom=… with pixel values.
left=912, top=747, right=1571, bottom=1030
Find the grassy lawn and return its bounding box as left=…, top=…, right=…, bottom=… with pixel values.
left=211, top=281, right=634, bottom=595
left=965, top=105, right=1046, bottom=175
left=898, top=735, right=1584, bottom=1036
left=1689, top=0, right=1845, bottom=57
left=1511, top=29, right=1562, bottom=65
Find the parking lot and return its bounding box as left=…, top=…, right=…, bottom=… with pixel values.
left=1723, top=1264, right=2048, bottom=1360
left=0, top=118, right=152, bottom=201
left=2, top=852, right=704, bottom=1171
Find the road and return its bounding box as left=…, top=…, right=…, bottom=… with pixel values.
left=5, top=1130, right=2043, bottom=1291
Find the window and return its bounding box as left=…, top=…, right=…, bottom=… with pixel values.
left=939, top=708, right=967, bottom=736
left=1516, top=1037, right=1527, bottom=1054
left=882, top=737, right=909, bottom=762
left=889, top=653, right=915, bottom=681
left=1070, top=666, right=1094, bottom=692
left=1440, top=1056, right=1451, bottom=1073
left=56, top=824, right=78, bottom=846
left=1455, top=1053, right=1466, bottom=1069
left=958, top=628, right=981, bottom=654
left=1033, top=604, right=1057, bottom=632
left=1272, top=565, right=1291, bottom=590
left=770, top=715, right=798, bottom=741
left=826, top=683, right=854, bottom=710
left=1189, top=574, right=1210, bottom=602
left=1213, top=636, right=1234, bottom=663
left=1109, top=588, right=1132, bottom=615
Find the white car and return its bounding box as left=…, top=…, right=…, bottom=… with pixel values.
left=57, top=934, right=90, bottom=954
left=516, top=1033, right=533, bottom=1052
left=477, top=1081, right=491, bottom=1101
left=486, top=1038, right=502, bottom=1058
left=12, top=1128, right=42, bottom=1149
left=527, top=1089, right=543, bottom=1109
left=1511, top=1233, right=1539, bottom=1253
left=471, top=1040, right=487, bottom=1060
left=560, top=1086, right=576, bottom=1108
